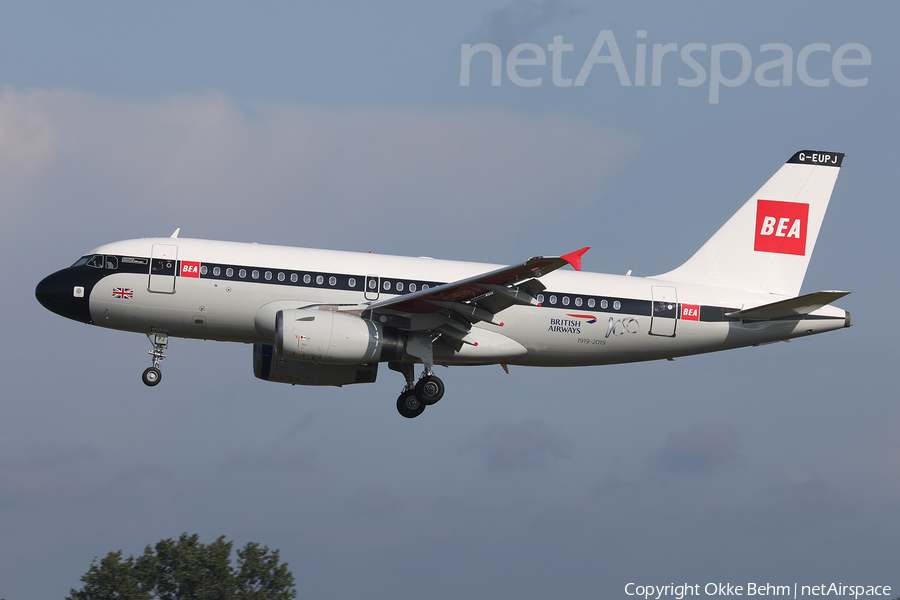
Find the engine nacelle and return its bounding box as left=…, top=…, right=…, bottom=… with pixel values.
left=275, top=308, right=404, bottom=364
left=253, top=344, right=378, bottom=386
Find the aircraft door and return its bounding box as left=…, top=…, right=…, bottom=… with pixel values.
left=650, top=286, right=677, bottom=336
left=364, top=275, right=380, bottom=301
left=149, top=244, right=178, bottom=293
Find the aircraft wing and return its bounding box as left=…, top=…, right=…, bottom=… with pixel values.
left=726, top=290, right=850, bottom=321
left=362, top=247, right=589, bottom=347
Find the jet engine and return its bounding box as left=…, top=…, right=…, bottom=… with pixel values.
left=253, top=344, right=378, bottom=386
left=275, top=308, right=404, bottom=364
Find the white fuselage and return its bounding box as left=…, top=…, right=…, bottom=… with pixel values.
left=82, top=237, right=848, bottom=367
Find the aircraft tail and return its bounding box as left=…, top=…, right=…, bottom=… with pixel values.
left=656, top=150, right=844, bottom=297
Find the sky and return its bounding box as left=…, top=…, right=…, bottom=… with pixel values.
left=1, top=2, right=898, bottom=598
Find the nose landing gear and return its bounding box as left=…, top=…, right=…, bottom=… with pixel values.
left=142, top=333, right=168, bottom=387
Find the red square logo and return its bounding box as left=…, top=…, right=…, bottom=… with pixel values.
left=180, top=261, right=201, bottom=278
left=754, top=200, right=809, bottom=256
left=681, top=304, right=700, bottom=321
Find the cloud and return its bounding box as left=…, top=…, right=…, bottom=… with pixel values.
left=469, top=419, right=572, bottom=471
left=0, top=444, right=99, bottom=507
left=0, top=86, right=59, bottom=224
left=346, top=485, right=401, bottom=519
left=1, top=87, right=638, bottom=254
left=0, top=87, right=57, bottom=169
left=654, top=421, right=740, bottom=474
left=470, top=0, right=583, bottom=50
left=275, top=412, right=319, bottom=444
left=219, top=448, right=318, bottom=476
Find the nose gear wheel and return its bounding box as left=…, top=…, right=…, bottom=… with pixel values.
left=142, top=366, right=162, bottom=386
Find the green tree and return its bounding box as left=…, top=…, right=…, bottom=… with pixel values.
left=66, top=550, right=152, bottom=600
left=233, top=543, right=295, bottom=600
left=67, top=534, right=296, bottom=600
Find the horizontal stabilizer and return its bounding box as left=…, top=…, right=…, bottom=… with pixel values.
left=726, top=290, right=850, bottom=321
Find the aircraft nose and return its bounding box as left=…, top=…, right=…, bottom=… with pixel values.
left=35, top=269, right=95, bottom=324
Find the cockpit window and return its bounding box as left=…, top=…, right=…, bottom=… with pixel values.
left=85, top=255, right=104, bottom=269
left=105, top=256, right=118, bottom=270
left=71, top=256, right=91, bottom=267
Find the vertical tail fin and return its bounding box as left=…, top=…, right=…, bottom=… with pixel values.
left=656, top=150, right=844, bottom=297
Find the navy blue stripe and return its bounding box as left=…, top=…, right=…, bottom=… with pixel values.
left=106, top=255, right=746, bottom=323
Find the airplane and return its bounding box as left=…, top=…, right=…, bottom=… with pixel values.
left=36, top=150, right=850, bottom=418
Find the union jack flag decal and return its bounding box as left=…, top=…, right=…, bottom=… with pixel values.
left=112, top=287, right=133, bottom=299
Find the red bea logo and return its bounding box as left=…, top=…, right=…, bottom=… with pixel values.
left=181, top=261, right=201, bottom=278
left=754, top=200, right=809, bottom=256
left=681, top=304, right=700, bottom=321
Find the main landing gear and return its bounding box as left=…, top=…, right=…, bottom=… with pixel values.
left=141, top=333, right=168, bottom=387
left=390, top=362, right=445, bottom=419
left=391, top=332, right=445, bottom=419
